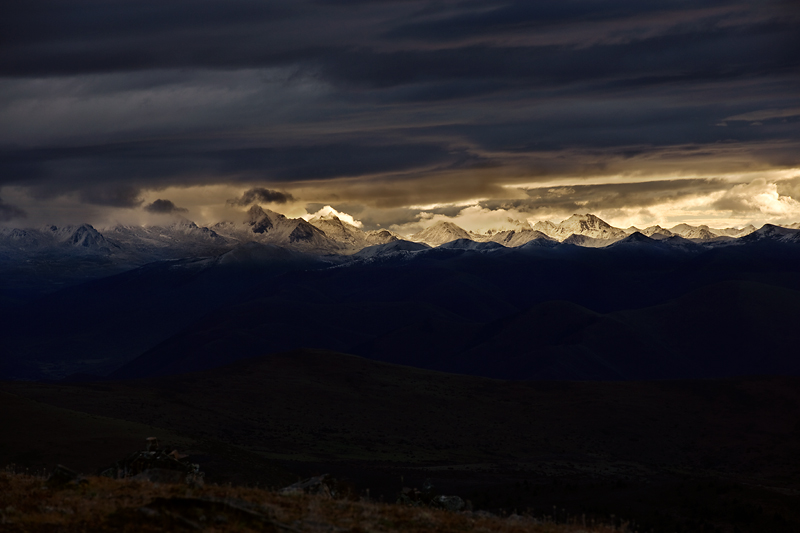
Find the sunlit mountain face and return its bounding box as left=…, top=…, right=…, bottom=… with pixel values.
left=2, top=2, right=800, bottom=531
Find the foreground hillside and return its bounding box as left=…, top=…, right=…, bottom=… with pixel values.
left=4, top=350, right=800, bottom=532
left=0, top=472, right=619, bottom=533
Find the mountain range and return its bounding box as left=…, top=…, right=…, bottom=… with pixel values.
left=0, top=209, right=763, bottom=262
left=0, top=209, right=770, bottom=304
left=1, top=214, right=800, bottom=382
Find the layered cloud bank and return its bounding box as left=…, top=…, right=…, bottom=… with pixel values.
left=1, top=1, right=798, bottom=230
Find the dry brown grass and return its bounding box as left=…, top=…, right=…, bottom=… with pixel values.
left=0, top=471, right=626, bottom=532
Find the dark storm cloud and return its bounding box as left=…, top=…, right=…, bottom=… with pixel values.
left=384, top=1, right=674, bottom=41
left=0, top=0, right=798, bottom=223
left=0, top=198, right=27, bottom=222
left=0, top=141, right=468, bottom=189
left=79, top=186, right=143, bottom=208
left=3, top=2, right=793, bottom=85
left=144, top=199, right=188, bottom=214
left=0, top=1, right=304, bottom=76
left=228, top=188, right=295, bottom=206
left=434, top=105, right=798, bottom=154
left=4, top=1, right=797, bottom=85
left=331, top=23, right=799, bottom=93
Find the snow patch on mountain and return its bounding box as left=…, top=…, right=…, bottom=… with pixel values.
left=531, top=220, right=558, bottom=236
left=486, top=229, right=556, bottom=247
left=410, top=221, right=472, bottom=246
left=530, top=214, right=626, bottom=244
left=669, top=224, right=719, bottom=240
left=554, top=214, right=628, bottom=241
left=68, top=224, right=112, bottom=249
left=0, top=228, right=39, bottom=247
left=641, top=226, right=674, bottom=240
left=714, top=224, right=757, bottom=237
left=365, top=229, right=400, bottom=245
left=0, top=224, right=114, bottom=253
left=668, top=223, right=754, bottom=241
left=104, top=219, right=231, bottom=262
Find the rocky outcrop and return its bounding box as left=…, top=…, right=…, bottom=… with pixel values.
left=396, top=479, right=468, bottom=512
left=99, top=437, right=204, bottom=486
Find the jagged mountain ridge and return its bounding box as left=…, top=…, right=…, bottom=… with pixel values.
left=307, top=213, right=368, bottom=248
left=739, top=223, right=800, bottom=243
left=550, top=213, right=629, bottom=241
left=210, top=205, right=341, bottom=253
left=105, top=218, right=231, bottom=257
left=0, top=211, right=782, bottom=303
left=0, top=210, right=785, bottom=269
left=0, top=223, right=115, bottom=253
left=306, top=213, right=400, bottom=252
left=5, top=219, right=800, bottom=381
left=641, top=226, right=674, bottom=239
left=485, top=228, right=555, bottom=247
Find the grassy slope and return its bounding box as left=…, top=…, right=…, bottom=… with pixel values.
left=5, top=350, right=800, bottom=480
left=0, top=390, right=292, bottom=487
left=4, top=351, right=800, bottom=531
left=0, top=390, right=195, bottom=475
left=0, top=472, right=621, bottom=533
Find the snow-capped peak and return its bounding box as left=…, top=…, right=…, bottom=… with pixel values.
left=642, top=225, right=674, bottom=239
left=308, top=213, right=368, bottom=248
left=531, top=220, right=558, bottom=236
left=742, top=224, right=800, bottom=243
left=409, top=221, right=472, bottom=246
left=547, top=214, right=628, bottom=242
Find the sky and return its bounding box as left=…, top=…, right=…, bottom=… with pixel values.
left=1, top=0, right=799, bottom=234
